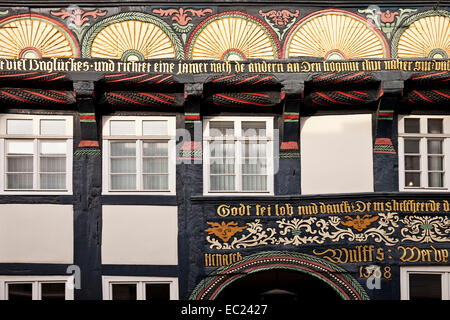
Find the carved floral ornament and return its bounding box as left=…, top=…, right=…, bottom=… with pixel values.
left=205, top=213, right=450, bottom=249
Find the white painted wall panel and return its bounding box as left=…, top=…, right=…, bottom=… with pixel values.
left=0, top=204, right=73, bottom=263
left=102, top=205, right=178, bottom=265
left=300, top=114, right=374, bottom=194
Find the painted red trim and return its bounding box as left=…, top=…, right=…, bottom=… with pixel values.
left=375, top=138, right=393, bottom=145
left=80, top=115, right=96, bottom=120
left=214, top=93, right=269, bottom=106
left=0, top=13, right=80, bottom=58
left=411, top=71, right=447, bottom=80
left=185, top=115, right=200, bottom=120
left=209, top=263, right=351, bottom=300
left=280, top=141, right=299, bottom=150
left=413, top=90, right=434, bottom=103
left=212, top=74, right=236, bottom=83
left=197, top=255, right=359, bottom=299
left=0, top=90, right=30, bottom=103
left=22, top=89, right=68, bottom=103
left=78, top=140, right=99, bottom=147
left=139, top=92, right=174, bottom=105
left=105, top=74, right=148, bottom=83
left=433, top=90, right=450, bottom=99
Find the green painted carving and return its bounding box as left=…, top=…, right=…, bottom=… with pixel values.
left=81, top=12, right=184, bottom=60
left=358, top=8, right=417, bottom=39
left=259, top=9, right=300, bottom=40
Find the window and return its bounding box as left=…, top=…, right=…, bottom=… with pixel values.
left=401, top=267, right=450, bottom=300
left=0, top=276, right=74, bottom=300
left=102, top=276, right=178, bottom=300
left=398, top=116, right=450, bottom=191
left=0, top=114, right=73, bottom=194
left=203, top=117, right=274, bottom=195
left=102, top=117, right=176, bottom=194
left=300, top=114, right=373, bottom=194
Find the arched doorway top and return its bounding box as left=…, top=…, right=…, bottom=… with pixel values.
left=190, top=251, right=369, bottom=300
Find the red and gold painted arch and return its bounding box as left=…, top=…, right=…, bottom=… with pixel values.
left=186, top=11, right=281, bottom=61
left=190, top=251, right=369, bottom=300
left=0, top=14, right=80, bottom=58
left=284, top=9, right=390, bottom=59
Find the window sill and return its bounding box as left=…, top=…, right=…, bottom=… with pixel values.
left=0, top=191, right=72, bottom=195
left=400, top=188, right=448, bottom=192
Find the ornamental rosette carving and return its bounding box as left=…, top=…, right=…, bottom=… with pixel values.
left=357, top=8, right=417, bottom=38
left=317, top=213, right=399, bottom=246
left=206, top=219, right=277, bottom=250
left=206, top=213, right=401, bottom=249
left=277, top=217, right=325, bottom=245
left=400, top=216, right=450, bottom=243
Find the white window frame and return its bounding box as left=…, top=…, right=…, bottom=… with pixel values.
left=102, top=276, right=178, bottom=300
left=0, top=275, right=74, bottom=300
left=398, top=115, right=450, bottom=192
left=400, top=266, right=450, bottom=300
left=203, top=116, right=274, bottom=196
left=0, top=114, right=73, bottom=195
left=102, top=116, right=176, bottom=195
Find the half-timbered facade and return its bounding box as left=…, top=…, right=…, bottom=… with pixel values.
left=0, top=0, right=449, bottom=301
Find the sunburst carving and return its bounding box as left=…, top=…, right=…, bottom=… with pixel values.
left=284, top=10, right=389, bottom=59
left=83, top=12, right=183, bottom=60
left=90, top=20, right=177, bottom=60
left=187, top=13, right=279, bottom=60
left=0, top=15, right=78, bottom=58
left=396, top=15, right=450, bottom=58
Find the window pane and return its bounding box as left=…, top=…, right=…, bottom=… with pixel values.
left=143, top=158, right=168, bottom=174
left=242, top=175, right=267, bottom=191
left=210, top=159, right=235, bottom=174
left=143, top=175, right=169, bottom=190
left=111, top=158, right=136, bottom=173
left=405, top=156, right=420, bottom=170
left=40, top=174, right=66, bottom=189
left=404, top=118, right=420, bottom=133
left=110, top=120, right=135, bottom=135
left=428, top=173, right=444, bottom=188
left=7, top=119, right=33, bottom=134
left=404, top=139, right=420, bottom=153
left=209, top=121, right=234, bottom=136
left=409, top=274, right=442, bottom=300
left=143, top=142, right=168, bottom=156
left=143, top=121, right=168, bottom=135
left=145, top=283, right=170, bottom=300
left=112, top=283, right=137, bottom=300
left=7, top=173, right=33, bottom=189
left=210, top=175, right=235, bottom=191
left=428, top=119, right=443, bottom=134
left=40, top=141, right=66, bottom=155
left=242, top=159, right=267, bottom=174
left=242, top=121, right=266, bottom=136
left=405, top=172, right=420, bottom=187
left=210, top=142, right=234, bottom=157
left=7, top=157, right=33, bottom=172
left=428, top=156, right=443, bottom=171
left=111, top=142, right=136, bottom=156
left=7, top=140, right=34, bottom=154
left=41, top=283, right=65, bottom=300
left=111, top=175, right=136, bottom=190
left=243, top=142, right=266, bottom=157
left=40, top=157, right=66, bottom=172
left=40, top=120, right=66, bottom=135
left=8, top=283, right=32, bottom=300
left=428, top=140, right=442, bottom=154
